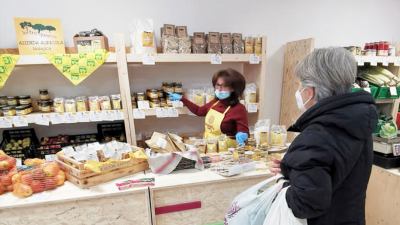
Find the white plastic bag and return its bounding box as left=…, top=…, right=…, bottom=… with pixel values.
left=131, top=19, right=157, bottom=55
left=224, top=175, right=284, bottom=225
left=263, top=187, right=308, bottom=225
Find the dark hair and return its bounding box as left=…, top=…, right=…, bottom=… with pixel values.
left=212, top=68, right=246, bottom=106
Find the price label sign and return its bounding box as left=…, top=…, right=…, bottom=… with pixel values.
left=167, top=108, right=179, bottom=117
left=89, top=111, right=103, bottom=122
left=133, top=109, right=146, bottom=119
left=249, top=54, right=260, bottom=64
left=247, top=103, right=258, bottom=113
left=155, top=108, right=166, bottom=118
left=0, top=117, right=13, bottom=128
left=26, top=114, right=37, bottom=124
left=50, top=113, right=65, bottom=124
left=35, top=114, right=50, bottom=126
left=393, top=144, right=400, bottom=157
left=171, top=101, right=184, bottom=108
left=64, top=112, right=78, bottom=124
left=356, top=56, right=364, bottom=66
left=45, top=154, right=56, bottom=162
left=370, top=58, right=378, bottom=66
left=138, top=101, right=150, bottom=110
left=382, top=58, right=389, bottom=66
left=390, top=86, right=397, bottom=96
left=76, top=111, right=90, bottom=123
left=13, top=116, right=28, bottom=127
left=142, top=54, right=156, bottom=65
left=210, top=54, right=222, bottom=64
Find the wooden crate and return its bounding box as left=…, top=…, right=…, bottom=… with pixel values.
left=56, top=153, right=149, bottom=188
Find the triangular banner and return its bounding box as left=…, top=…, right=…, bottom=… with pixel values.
left=46, top=49, right=109, bottom=85
left=0, top=54, right=20, bottom=88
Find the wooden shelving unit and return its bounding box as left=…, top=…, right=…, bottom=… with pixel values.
left=0, top=34, right=268, bottom=145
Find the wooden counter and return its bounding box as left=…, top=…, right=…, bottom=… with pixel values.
left=366, top=166, right=400, bottom=225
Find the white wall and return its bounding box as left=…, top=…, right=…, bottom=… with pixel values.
left=1, top=0, right=400, bottom=124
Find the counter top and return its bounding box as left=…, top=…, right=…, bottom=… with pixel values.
left=0, top=162, right=272, bottom=210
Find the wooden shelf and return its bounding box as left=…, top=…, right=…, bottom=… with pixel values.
left=375, top=99, right=397, bottom=104
left=126, top=53, right=260, bottom=64
left=15, top=53, right=117, bottom=66
left=355, top=56, right=400, bottom=66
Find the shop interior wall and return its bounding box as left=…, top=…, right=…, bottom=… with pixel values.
left=1, top=0, right=400, bottom=139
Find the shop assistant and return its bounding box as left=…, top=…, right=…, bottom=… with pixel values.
left=168, top=68, right=249, bottom=147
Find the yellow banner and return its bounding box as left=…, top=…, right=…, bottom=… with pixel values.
left=0, top=54, right=20, bottom=88
left=46, top=49, right=109, bottom=85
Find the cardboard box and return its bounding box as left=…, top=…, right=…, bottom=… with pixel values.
left=73, top=35, right=109, bottom=53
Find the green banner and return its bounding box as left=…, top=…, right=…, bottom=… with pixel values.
left=0, top=54, right=20, bottom=88
left=46, top=49, right=109, bottom=85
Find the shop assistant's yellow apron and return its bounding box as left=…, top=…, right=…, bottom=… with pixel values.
left=204, top=101, right=237, bottom=148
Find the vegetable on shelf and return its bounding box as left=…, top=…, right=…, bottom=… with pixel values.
left=375, top=115, right=398, bottom=139
left=358, top=67, right=399, bottom=87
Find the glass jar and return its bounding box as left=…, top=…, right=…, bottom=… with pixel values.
left=137, top=92, right=145, bottom=101
left=89, top=96, right=100, bottom=111
left=158, top=89, right=164, bottom=98
left=7, top=97, right=18, bottom=106
left=16, top=105, right=29, bottom=116
left=148, top=89, right=159, bottom=100
left=206, top=138, right=218, bottom=154
left=18, top=95, right=32, bottom=105
left=3, top=106, right=16, bottom=116
left=0, top=105, right=5, bottom=116
left=150, top=99, right=160, bottom=108
left=160, top=98, right=168, bottom=108
left=0, top=96, right=7, bottom=105
left=165, top=83, right=174, bottom=93
left=53, top=97, right=65, bottom=113
left=100, top=96, right=112, bottom=110
left=40, top=101, right=51, bottom=113
left=111, top=94, right=122, bottom=110
left=174, top=82, right=183, bottom=93
left=162, top=82, right=169, bottom=93
left=39, top=89, right=50, bottom=101
left=76, top=96, right=88, bottom=112
left=254, top=36, right=262, bottom=55
left=65, top=99, right=77, bottom=113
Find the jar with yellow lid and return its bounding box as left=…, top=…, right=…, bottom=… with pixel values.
left=7, top=97, right=18, bottom=106
left=16, top=105, right=31, bottom=116
left=3, top=106, right=16, bottom=116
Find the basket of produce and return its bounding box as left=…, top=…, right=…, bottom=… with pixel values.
left=1, top=129, right=39, bottom=160
left=357, top=66, right=399, bottom=99
left=97, top=122, right=126, bottom=143
left=56, top=141, right=148, bottom=188
left=36, top=135, right=70, bottom=159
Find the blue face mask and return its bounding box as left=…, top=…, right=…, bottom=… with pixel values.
left=215, top=90, right=231, bottom=100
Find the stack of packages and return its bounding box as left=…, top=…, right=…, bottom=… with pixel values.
left=161, top=24, right=191, bottom=54
left=145, top=132, right=204, bottom=174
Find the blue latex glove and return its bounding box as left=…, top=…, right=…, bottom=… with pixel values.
left=168, top=92, right=182, bottom=101
left=236, top=132, right=249, bottom=146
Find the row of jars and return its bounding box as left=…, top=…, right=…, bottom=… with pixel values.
left=132, top=82, right=183, bottom=108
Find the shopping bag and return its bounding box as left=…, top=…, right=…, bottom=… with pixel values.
left=224, top=175, right=285, bottom=225
left=263, top=187, right=308, bottom=225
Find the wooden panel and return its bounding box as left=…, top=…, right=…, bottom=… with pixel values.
left=279, top=38, right=314, bottom=141
left=114, top=33, right=136, bottom=145
left=151, top=177, right=266, bottom=225
left=0, top=191, right=151, bottom=225
left=366, top=166, right=400, bottom=225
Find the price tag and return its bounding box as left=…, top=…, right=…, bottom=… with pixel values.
left=103, top=110, right=115, bottom=121
left=393, top=144, right=400, bottom=157
left=0, top=117, right=13, bottom=128
left=171, top=101, right=184, bottom=108
left=64, top=113, right=78, bottom=123
left=62, top=146, right=76, bottom=157
left=45, top=154, right=56, bottom=162
left=16, top=158, right=22, bottom=167
left=390, top=86, right=397, bottom=96
left=25, top=114, right=37, bottom=124
left=133, top=109, right=146, bottom=119
left=50, top=113, right=66, bottom=124
left=363, top=87, right=371, bottom=93
left=138, top=100, right=150, bottom=110
left=142, top=54, right=156, bottom=65
left=370, top=57, right=377, bottom=66
left=155, top=108, right=166, bottom=118
left=395, top=57, right=400, bottom=66
left=167, top=108, right=179, bottom=117
left=356, top=56, right=364, bottom=66
left=247, top=103, right=258, bottom=113
left=116, top=110, right=124, bottom=120
left=382, top=57, right=389, bottom=66
left=210, top=54, right=222, bottom=64
left=35, top=114, right=50, bottom=126
left=249, top=54, right=260, bottom=64
left=76, top=111, right=90, bottom=122
left=89, top=111, right=103, bottom=122
left=13, top=116, right=28, bottom=127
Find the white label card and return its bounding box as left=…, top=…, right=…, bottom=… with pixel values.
left=77, top=111, right=90, bottom=123
left=210, top=54, right=222, bottom=64
left=0, top=117, right=13, bottom=128
left=249, top=54, right=260, bottom=64
left=370, top=58, right=378, bottom=66
left=13, top=116, right=28, bottom=127
left=116, top=110, right=124, bottom=120
left=382, top=58, right=389, bottom=66
left=26, top=114, right=37, bottom=123
left=16, top=158, right=22, bottom=167
left=138, top=101, right=150, bottom=110
left=247, top=103, right=258, bottom=113
left=35, top=115, right=50, bottom=126
left=155, top=108, right=166, bottom=118
left=171, top=101, right=184, bottom=108
left=50, top=113, right=65, bottom=124
left=356, top=56, right=364, bottom=66
left=390, top=86, right=397, bottom=96
left=167, top=108, right=179, bottom=117
left=133, top=109, right=146, bottom=119
left=393, top=144, right=400, bottom=157
left=89, top=111, right=103, bottom=122
left=142, top=54, right=156, bottom=65
left=45, top=154, right=56, bottom=162
left=64, top=113, right=78, bottom=124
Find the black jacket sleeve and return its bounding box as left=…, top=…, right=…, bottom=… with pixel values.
left=281, top=130, right=334, bottom=219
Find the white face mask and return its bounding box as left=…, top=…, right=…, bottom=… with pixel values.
left=295, top=88, right=312, bottom=112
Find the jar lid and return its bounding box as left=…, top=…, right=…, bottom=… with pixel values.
left=7, top=96, right=16, bottom=99
left=39, top=89, right=48, bottom=92
left=18, top=95, right=31, bottom=99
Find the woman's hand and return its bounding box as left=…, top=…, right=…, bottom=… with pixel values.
left=271, top=159, right=282, bottom=174
left=168, top=92, right=182, bottom=101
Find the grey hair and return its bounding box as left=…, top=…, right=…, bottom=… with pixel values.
left=295, top=47, right=357, bottom=101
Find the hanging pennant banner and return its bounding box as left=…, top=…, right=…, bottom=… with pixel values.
left=46, top=49, right=109, bottom=85
left=0, top=54, right=20, bottom=88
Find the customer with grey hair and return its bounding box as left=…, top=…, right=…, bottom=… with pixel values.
left=271, top=47, right=378, bottom=225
